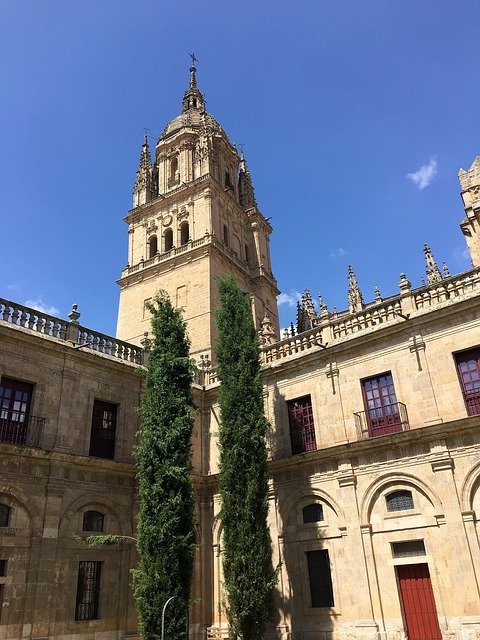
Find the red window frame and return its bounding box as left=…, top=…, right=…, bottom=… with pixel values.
left=361, top=373, right=401, bottom=437
left=0, top=378, right=33, bottom=445
left=89, top=400, right=117, bottom=459
left=455, top=348, right=480, bottom=416
left=287, top=396, right=317, bottom=455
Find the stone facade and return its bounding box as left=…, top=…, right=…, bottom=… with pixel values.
left=1, top=66, right=480, bottom=640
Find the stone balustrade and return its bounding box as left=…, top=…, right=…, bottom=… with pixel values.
left=261, top=266, right=480, bottom=365
left=0, top=297, right=143, bottom=365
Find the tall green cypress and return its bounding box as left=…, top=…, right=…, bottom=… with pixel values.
left=215, top=276, right=277, bottom=640
left=133, top=292, right=196, bottom=640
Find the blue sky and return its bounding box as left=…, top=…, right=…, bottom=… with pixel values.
left=1, top=1, right=479, bottom=336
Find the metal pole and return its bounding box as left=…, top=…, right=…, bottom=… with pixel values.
left=161, top=596, right=176, bottom=640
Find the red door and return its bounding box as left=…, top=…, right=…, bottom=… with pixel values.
left=396, top=564, right=442, bottom=640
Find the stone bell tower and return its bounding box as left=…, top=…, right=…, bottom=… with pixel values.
left=459, top=156, right=480, bottom=267
left=116, top=63, right=280, bottom=360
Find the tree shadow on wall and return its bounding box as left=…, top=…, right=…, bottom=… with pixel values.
left=269, top=382, right=336, bottom=640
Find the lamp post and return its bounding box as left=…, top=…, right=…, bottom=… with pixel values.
left=161, top=596, right=176, bottom=640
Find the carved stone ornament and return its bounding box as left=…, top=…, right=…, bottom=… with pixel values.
left=146, top=222, right=158, bottom=235
left=178, top=206, right=189, bottom=221
left=163, top=214, right=173, bottom=226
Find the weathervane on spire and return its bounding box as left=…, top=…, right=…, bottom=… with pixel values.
left=188, top=52, right=198, bottom=66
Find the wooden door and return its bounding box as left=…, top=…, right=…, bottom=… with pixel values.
left=396, top=564, right=442, bottom=640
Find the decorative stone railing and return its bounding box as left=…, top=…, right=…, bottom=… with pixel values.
left=122, top=231, right=277, bottom=290
left=261, top=266, right=480, bottom=365
left=0, top=298, right=144, bottom=365
left=412, top=268, right=480, bottom=309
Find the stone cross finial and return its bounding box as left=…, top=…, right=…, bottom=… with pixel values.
left=347, top=265, right=365, bottom=314
left=374, top=285, right=382, bottom=302
left=423, top=244, right=443, bottom=285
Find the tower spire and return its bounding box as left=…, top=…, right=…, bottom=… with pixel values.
left=423, top=244, right=443, bottom=285
left=347, top=265, right=365, bottom=314
left=239, top=152, right=258, bottom=210
left=183, top=54, right=205, bottom=113
left=133, top=135, right=154, bottom=207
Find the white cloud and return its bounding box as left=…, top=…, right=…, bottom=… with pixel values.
left=7, top=283, right=21, bottom=292
left=407, top=157, right=438, bottom=190
left=24, top=297, right=60, bottom=316
left=330, top=247, right=349, bottom=258
left=277, top=290, right=301, bottom=307
left=453, top=246, right=471, bottom=264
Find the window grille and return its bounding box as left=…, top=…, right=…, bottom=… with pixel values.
left=82, top=511, right=105, bottom=532
left=386, top=490, right=414, bottom=512
left=302, top=503, right=324, bottom=524
left=0, top=503, right=10, bottom=528
left=287, top=396, right=317, bottom=455
left=392, top=540, right=426, bottom=558
left=89, top=400, right=117, bottom=459
left=455, top=348, right=480, bottom=416
left=0, top=560, right=6, bottom=576
left=306, top=550, right=334, bottom=608
left=75, top=561, right=102, bottom=621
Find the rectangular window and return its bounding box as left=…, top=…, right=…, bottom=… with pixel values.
left=75, top=561, right=102, bottom=621
left=362, top=373, right=402, bottom=437
left=392, top=540, right=426, bottom=558
left=0, top=377, right=33, bottom=445
left=0, top=560, right=6, bottom=576
left=455, top=348, right=480, bottom=416
left=89, top=400, right=117, bottom=459
left=287, top=396, right=317, bottom=455
left=306, top=550, right=334, bottom=608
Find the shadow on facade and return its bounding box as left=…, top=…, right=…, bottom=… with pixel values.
left=269, top=382, right=335, bottom=640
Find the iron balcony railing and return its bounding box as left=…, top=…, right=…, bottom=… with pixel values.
left=0, top=414, right=46, bottom=448
left=354, top=402, right=409, bottom=439
left=464, top=390, right=480, bottom=417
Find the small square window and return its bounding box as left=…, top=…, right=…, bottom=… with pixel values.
left=82, top=511, right=105, bottom=532
left=302, top=504, right=324, bottom=524
left=386, top=490, right=414, bottom=512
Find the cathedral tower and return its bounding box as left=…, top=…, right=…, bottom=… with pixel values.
left=459, top=156, right=480, bottom=267
left=116, top=64, right=280, bottom=360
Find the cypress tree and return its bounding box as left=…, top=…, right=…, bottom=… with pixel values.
left=133, top=292, right=196, bottom=640
left=215, top=276, right=277, bottom=640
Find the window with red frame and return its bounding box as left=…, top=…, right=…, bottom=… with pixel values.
left=362, top=373, right=401, bottom=437
left=287, top=396, right=316, bottom=455
left=455, top=348, right=480, bottom=416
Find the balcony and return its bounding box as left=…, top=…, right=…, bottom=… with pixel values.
left=0, top=414, right=46, bottom=448
left=354, top=402, right=409, bottom=439
left=464, top=390, right=480, bottom=416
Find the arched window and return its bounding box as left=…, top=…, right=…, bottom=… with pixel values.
left=170, top=157, right=178, bottom=179
left=180, top=222, right=189, bottom=246
left=82, top=510, right=105, bottom=532
left=386, top=490, right=414, bottom=512
left=164, top=228, right=173, bottom=252
left=148, top=235, right=158, bottom=258
left=0, top=503, right=11, bottom=527
left=302, top=503, right=324, bottom=524
left=223, top=225, right=229, bottom=246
